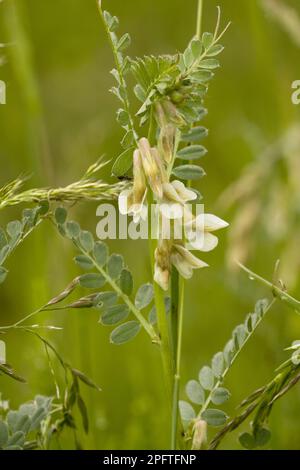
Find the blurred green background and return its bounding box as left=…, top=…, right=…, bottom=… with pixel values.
left=1, top=0, right=300, bottom=449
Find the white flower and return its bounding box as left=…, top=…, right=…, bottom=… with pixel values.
left=170, top=244, right=208, bottom=280
left=186, top=213, right=229, bottom=252
left=154, top=240, right=208, bottom=291
left=159, top=180, right=197, bottom=219
left=118, top=189, right=147, bottom=223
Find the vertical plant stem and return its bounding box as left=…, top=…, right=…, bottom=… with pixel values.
left=147, top=110, right=174, bottom=409
left=148, top=190, right=174, bottom=405
left=170, top=0, right=206, bottom=450
left=171, top=277, right=185, bottom=449
left=154, top=280, right=174, bottom=403
left=196, top=0, right=204, bottom=39
left=171, top=267, right=179, bottom=355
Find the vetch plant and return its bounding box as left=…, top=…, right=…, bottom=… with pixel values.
left=1, top=0, right=300, bottom=451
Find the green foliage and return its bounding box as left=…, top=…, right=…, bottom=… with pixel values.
left=98, top=4, right=137, bottom=175
left=53, top=209, right=157, bottom=344
left=130, top=55, right=178, bottom=122
left=0, top=203, right=50, bottom=284
left=181, top=299, right=272, bottom=441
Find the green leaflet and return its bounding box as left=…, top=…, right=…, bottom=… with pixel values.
left=110, top=321, right=141, bottom=345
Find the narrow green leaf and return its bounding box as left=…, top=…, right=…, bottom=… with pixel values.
left=112, top=148, right=133, bottom=177
left=7, top=431, right=25, bottom=447
left=117, top=33, right=131, bottom=52
left=186, top=380, right=205, bottom=405
left=190, top=39, right=202, bottom=58
left=177, top=145, right=207, bottom=160
left=116, top=109, right=130, bottom=127
left=0, top=421, right=8, bottom=447
left=107, top=254, right=124, bottom=280
left=199, top=366, right=214, bottom=391
left=7, top=221, right=22, bottom=239
left=198, top=59, right=220, bottom=70
left=55, top=208, right=67, bottom=225
left=110, top=321, right=141, bottom=345
left=202, top=409, right=227, bottom=427
left=121, top=130, right=134, bottom=149
left=190, top=70, right=214, bottom=83
left=134, top=84, right=146, bottom=102
left=207, top=44, right=224, bottom=57
left=96, top=292, right=118, bottom=309
left=181, top=127, right=208, bottom=143
left=93, top=242, right=109, bottom=267
left=79, top=273, right=106, bottom=289
left=202, top=32, right=214, bottom=49
left=233, top=324, right=247, bottom=348
left=65, top=221, right=80, bottom=239
left=79, top=231, right=94, bottom=253
left=119, top=269, right=133, bottom=296
left=101, top=304, right=129, bottom=326
left=223, top=339, right=235, bottom=366
left=173, top=165, right=206, bottom=180
left=211, top=352, right=225, bottom=378
left=71, top=369, right=101, bottom=391
left=183, top=47, right=194, bottom=68
left=77, top=395, right=89, bottom=434
left=179, top=400, right=196, bottom=429
left=0, top=245, right=10, bottom=265
left=255, top=299, right=269, bottom=317
left=211, top=387, right=231, bottom=405
left=74, top=255, right=93, bottom=271
left=135, top=284, right=154, bottom=309
left=0, top=228, right=7, bottom=249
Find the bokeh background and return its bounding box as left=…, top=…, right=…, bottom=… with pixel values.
left=1, top=0, right=300, bottom=449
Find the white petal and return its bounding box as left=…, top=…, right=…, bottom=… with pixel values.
left=203, top=214, right=229, bottom=232
left=132, top=203, right=148, bottom=223
left=189, top=232, right=219, bottom=252
left=171, top=253, right=193, bottom=279
left=162, top=182, right=182, bottom=203
left=118, top=189, right=132, bottom=215
left=174, top=244, right=209, bottom=269
left=171, top=180, right=198, bottom=202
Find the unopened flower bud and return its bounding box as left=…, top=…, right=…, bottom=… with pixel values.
left=158, top=124, right=177, bottom=164
left=154, top=240, right=171, bottom=291
left=161, top=100, right=186, bottom=127
left=154, top=101, right=168, bottom=129
left=138, top=138, right=164, bottom=199
left=192, top=420, right=207, bottom=450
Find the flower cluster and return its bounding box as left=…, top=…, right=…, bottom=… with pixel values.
left=118, top=137, right=228, bottom=291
